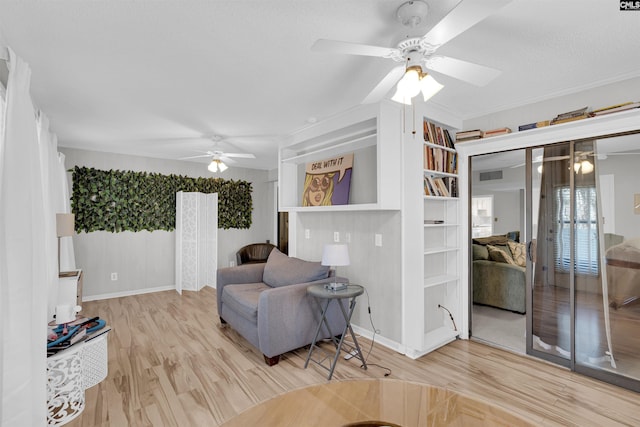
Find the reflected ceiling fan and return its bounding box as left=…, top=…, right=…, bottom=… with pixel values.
left=179, top=136, right=256, bottom=173
left=312, top=0, right=512, bottom=105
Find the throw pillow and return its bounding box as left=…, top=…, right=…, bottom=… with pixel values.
left=472, top=235, right=509, bottom=246
left=507, top=240, right=527, bottom=267
left=487, top=244, right=517, bottom=265
left=263, top=248, right=329, bottom=288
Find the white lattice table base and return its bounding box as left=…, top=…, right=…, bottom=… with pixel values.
left=47, top=330, right=110, bottom=426
left=47, top=350, right=85, bottom=425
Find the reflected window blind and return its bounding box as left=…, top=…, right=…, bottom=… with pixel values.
left=553, top=186, right=599, bottom=275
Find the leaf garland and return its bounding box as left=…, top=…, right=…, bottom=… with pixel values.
left=71, top=166, right=252, bottom=232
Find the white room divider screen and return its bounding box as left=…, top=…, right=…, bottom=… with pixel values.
left=175, top=191, right=218, bottom=293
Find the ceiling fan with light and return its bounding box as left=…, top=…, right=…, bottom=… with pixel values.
left=312, top=0, right=512, bottom=105
left=178, top=136, right=256, bottom=173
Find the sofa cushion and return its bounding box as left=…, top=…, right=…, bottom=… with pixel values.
left=507, top=240, right=527, bottom=267
left=487, top=244, right=517, bottom=265
left=221, top=282, right=270, bottom=322
left=263, top=248, right=329, bottom=288
left=473, top=235, right=509, bottom=246
left=473, top=244, right=489, bottom=261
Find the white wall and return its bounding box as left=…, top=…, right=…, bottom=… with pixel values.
left=463, top=76, right=640, bottom=132
left=61, top=147, right=273, bottom=299
left=292, top=211, right=403, bottom=345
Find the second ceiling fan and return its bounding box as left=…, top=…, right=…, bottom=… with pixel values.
left=312, top=0, right=512, bottom=104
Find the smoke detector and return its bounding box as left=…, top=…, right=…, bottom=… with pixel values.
left=396, top=1, right=429, bottom=28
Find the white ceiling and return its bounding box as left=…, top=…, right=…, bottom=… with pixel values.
left=1, top=0, right=640, bottom=170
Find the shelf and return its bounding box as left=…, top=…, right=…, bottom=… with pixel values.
left=424, top=142, right=456, bottom=153
left=424, top=274, right=458, bottom=288
left=424, top=223, right=458, bottom=228
left=280, top=203, right=399, bottom=213
left=281, top=129, right=376, bottom=164
left=424, top=195, right=458, bottom=201
left=424, top=246, right=458, bottom=255
left=424, top=169, right=457, bottom=178
left=279, top=102, right=402, bottom=212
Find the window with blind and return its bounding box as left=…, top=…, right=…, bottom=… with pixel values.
left=553, top=186, right=599, bottom=275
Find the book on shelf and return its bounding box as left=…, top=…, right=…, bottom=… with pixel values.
left=554, top=106, right=589, bottom=120
left=424, top=176, right=458, bottom=198
left=455, top=129, right=483, bottom=142
left=482, top=127, right=512, bottom=138
left=518, top=120, right=550, bottom=131
left=423, top=119, right=455, bottom=149
left=550, top=113, right=589, bottom=125
left=590, top=101, right=640, bottom=116
left=424, top=145, right=457, bottom=174
left=424, top=219, right=445, bottom=224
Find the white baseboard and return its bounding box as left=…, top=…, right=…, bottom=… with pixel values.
left=351, top=324, right=405, bottom=355
left=82, top=285, right=175, bottom=302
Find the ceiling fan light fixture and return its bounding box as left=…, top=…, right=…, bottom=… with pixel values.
left=420, top=74, right=443, bottom=101
left=392, top=65, right=444, bottom=104
left=391, top=87, right=412, bottom=105
left=208, top=158, right=228, bottom=173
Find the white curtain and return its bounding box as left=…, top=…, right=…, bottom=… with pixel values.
left=0, top=47, right=56, bottom=427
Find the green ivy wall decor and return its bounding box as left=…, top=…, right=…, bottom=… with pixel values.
left=71, top=166, right=253, bottom=232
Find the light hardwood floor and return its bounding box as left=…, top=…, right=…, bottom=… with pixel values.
left=68, top=287, right=640, bottom=427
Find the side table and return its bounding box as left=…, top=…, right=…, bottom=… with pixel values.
left=47, top=327, right=110, bottom=426
left=305, top=284, right=367, bottom=380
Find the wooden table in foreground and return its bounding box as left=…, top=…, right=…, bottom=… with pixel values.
left=220, top=378, right=536, bottom=427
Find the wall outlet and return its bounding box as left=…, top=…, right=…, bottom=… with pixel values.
left=334, top=231, right=340, bottom=242
left=110, top=272, right=118, bottom=281
left=305, top=229, right=310, bottom=239
left=229, top=261, right=236, bottom=267
left=375, top=234, right=382, bottom=247
left=345, top=232, right=351, bottom=243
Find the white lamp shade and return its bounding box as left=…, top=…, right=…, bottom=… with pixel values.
left=420, top=74, right=444, bottom=101
left=321, top=244, right=350, bottom=267
left=56, top=213, right=75, bottom=237
left=208, top=159, right=228, bottom=173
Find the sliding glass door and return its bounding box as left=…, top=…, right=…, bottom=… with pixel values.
left=471, top=132, right=640, bottom=392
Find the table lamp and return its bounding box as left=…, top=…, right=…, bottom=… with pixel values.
left=321, top=244, right=350, bottom=291
left=56, top=213, right=74, bottom=272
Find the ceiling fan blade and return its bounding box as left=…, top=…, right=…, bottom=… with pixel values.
left=421, top=0, right=512, bottom=48
left=311, top=39, right=399, bottom=58
left=362, top=65, right=406, bottom=104
left=425, top=56, right=501, bottom=86
left=223, top=153, right=256, bottom=159
left=179, top=154, right=212, bottom=160
left=219, top=156, right=238, bottom=165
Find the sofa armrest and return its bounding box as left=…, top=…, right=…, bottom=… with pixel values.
left=257, top=277, right=346, bottom=358
left=217, top=263, right=266, bottom=316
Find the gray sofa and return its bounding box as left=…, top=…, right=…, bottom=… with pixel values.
left=472, top=238, right=526, bottom=314
left=217, top=248, right=347, bottom=365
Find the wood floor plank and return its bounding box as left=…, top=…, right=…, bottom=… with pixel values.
left=65, top=287, right=640, bottom=427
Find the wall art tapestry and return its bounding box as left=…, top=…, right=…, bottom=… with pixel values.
left=302, top=153, right=353, bottom=206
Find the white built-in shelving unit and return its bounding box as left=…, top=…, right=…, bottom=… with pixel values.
left=278, top=102, right=402, bottom=213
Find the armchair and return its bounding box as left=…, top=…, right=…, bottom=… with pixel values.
left=236, top=242, right=277, bottom=265
left=217, top=248, right=347, bottom=365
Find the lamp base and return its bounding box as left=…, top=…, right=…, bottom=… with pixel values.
left=325, top=282, right=348, bottom=291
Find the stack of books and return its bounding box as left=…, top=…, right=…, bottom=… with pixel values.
left=483, top=127, right=512, bottom=138
left=590, top=101, right=640, bottom=117
left=423, top=120, right=455, bottom=149
left=550, top=106, right=590, bottom=125
left=455, top=129, right=483, bottom=143
left=424, top=176, right=457, bottom=198
left=518, top=120, right=550, bottom=131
